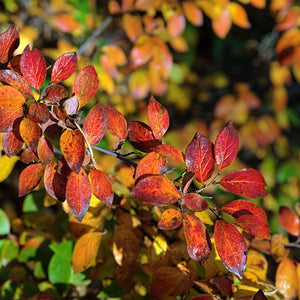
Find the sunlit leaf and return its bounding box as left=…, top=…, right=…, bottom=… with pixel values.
left=278, top=206, right=300, bottom=236
left=129, top=69, right=150, bottom=99
left=130, top=34, right=153, bottom=66
left=123, top=13, right=143, bottom=42
left=214, top=120, right=239, bottom=171
left=0, top=86, right=25, bottom=109
left=212, top=9, right=232, bottom=39
left=147, top=95, right=169, bottom=140
left=154, top=144, right=184, bottom=163
left=157, top=208, right=182, bottom=230
left=72, top=65, right=99, bottom=108
left=18, top=163, right=45, bottom=197
left=185, top=132, right=215, bottom=184
left=182, top=2, right=203, bottom=26
left=0, top=208, right=10, bottom=235
left=19, top=118, right=42, bottom=151
left=0, top=155, right=19, bottom=182
left=246, top=250, right=268, bottom=282
left=54, top=13, right=81, bottom=33
left=51, top=52, right=77, bottom=83
left=89, top=169, right=114, bottom=207
left=214, top=219, right=247, bottom=279
left=101, top=45, right=127, bottom=66
left=183, top=212, right=211, bottom=262
left=20, top=45, right=47, bottom=90
left=66, top=168, right=91, bottom=222
left=72, top=232, right=102, bottom=273
left=42, top=84, right=69, bottom=103
left=0, top=26, right=19, bottom=64
left=28, top=102, right=49, bottom=124
left=60, top=129, right=85, bottom=173
left=182, top=193, right=209, bottom=212
left=228, top=2, right=251, bottom=29
left=219, top=168, right=269, bottom=198
left=167, top=13, right=186, bottom=38
left=131, top=175, right=181, bottom=206
left=48, top=254, right=72, bottom=284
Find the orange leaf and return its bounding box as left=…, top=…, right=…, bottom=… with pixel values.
left=28, top=102, right=49, bottom=124
left=158, top=208, right=182, bottom=230
left=60, top=129, right=85, bottom=173
left=0, top=26, right=19, bottom=64
left=214, top=219, right=247, bottom=279
left=20, top=148, right=39, bottom=164
left=54, top=13, right=81, bottom=33
left=131, top=34, right=153, bottom=66
left=212, top=9, right=232, bottom=39
left=19, top=118, right=42, bottom=151
left=278, top=206, right=300, bottom=236
left=66, top=168, right=91, bottom=222
left=51, top=52, right=77, bottom=83
left=251, top=0, right=266, bottom=8
left=20, top=45, right=47, bottom=90
left=182, top=2, right=203, bottom=26
left=182, top=193, right=209, bottom=212
left=123, top=13, right=143, bottom=42
left=129, top=69, right=150, bottom=99
left=102, top=103, right=128, bottom=143
left=72, top=65, right=99, bottom=108
left=19, top=163, right=45, bottom=197
left=183, top=212, right=211, bottom=262
left=228, top=2, right=251, bottom=29
left=37, top=136, right=54, bottom=164
left=0, top=86, right=25, bottom=110
left=154, top=144, right=184, bottom=163
left=167, top=13, right=186, bottom=37
left=89, top=169, right=114, bottom=207
left=101, top=45, right=127, bottom=66
left=82, top=103, right=107, bottom=146
left=0, top=107, right=23, bottom=132
left=72, top=232, right=102, bottom=273
left=131, top=175, right=181, bottom=206
left=2, top=129, right=23, bottom=158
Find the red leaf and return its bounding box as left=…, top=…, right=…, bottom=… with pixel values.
left=44, top=161, right=67, bottom=202
left=0, top=107, right=23, bottom=132
left=278, top=206, right=300, bottom=236
left=20, top=148, right=39, bottom=164
left=82, top=103, right=107, bottom=146
left=219, top=199, right=268, bottom=227
left=182, top=193, right=209, bottom=212
left=157, top=208, right=182, bottom=230
left=214, top=219, right=247, bottom=279
left=60, top=129, right=85, bottom=173
left=51, top=52, right=77, bottom=83
left=219, top=168, right=269, bottom=198
left=28, top=102, right=49, bottom=124
left=7, top=54, right=21, bottom=73
left=135, top=152, right=166, bottom=182
left=183, top=212, right=211, bottom=262
left=147, top=95, right=169, bottom=140
left=72, top=65, right=99, bottom=108
left=0, top=26, right=19, bottom=64
left=234, top=214, right=270, bottom=239
left=0, top=69, right=32, bottom=96
left=19, top=118, right=42, bottom=151
left=89, top=169, right=114, bottom=207
left=66, top=168, right=91, bottom=222
left=42, top=84, right=69, bottom=103
left=154, top=144, right=184, bottom=163
left=19, top=163, right=45, bottom=197
left=37, top=136, right=54, bottom=164
left=0, top=86, right=25, bottom=109
left=185, top=133, right=215, bottom=184
left=2, top=129, right=23, bottom=158
left=128, top=121, right=162, bottom=152
left=42, top=112, right=62, bottom=140
left=102, top=103, right=128, bottom=143
left=20, top=45, right=47, bottom=90
left=214, top=120, right=239, bottom=171
left=131, top=175, right=180, bottom=206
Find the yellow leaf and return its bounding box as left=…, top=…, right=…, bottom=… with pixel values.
left=212, top=9, right=232, bottom=39
left=195, top=210, right=214, bottom=226
left=72, top=232, right=102, bottom=273
left=99, top=71, right=115, bottom=94
left=245, top=249, right=268, bottom=281
left=0, top=155, right=19, bottom=183
left=228, top=2, right=251, bottom=28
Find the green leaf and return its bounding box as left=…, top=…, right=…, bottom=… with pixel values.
left=34, top=261, right=47, bottom=279
left=69, top=272, right=91, bottom=286
left=0, top=208, right=10, bottom=235
left=23, top=281, right=39, bottom=299
left=18, top=236, right=45, bottom=262
left=48, top=253, right=72, bottom=284
left=22, top=190, right=45, bottom=213
left=1, top=239, right=19, bottom=266
left=277, top=161, right=300, bottom=184
left=98, top=281, right=125, bottom=298
left=49, top=241, right=73, bottom=261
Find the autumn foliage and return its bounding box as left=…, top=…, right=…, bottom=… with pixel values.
left=0, top=0, right=300, bottom=299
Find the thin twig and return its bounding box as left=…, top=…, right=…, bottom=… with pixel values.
left=77, top=16, right=113, bottom=56
left=92, top=145, right=138, bottom=168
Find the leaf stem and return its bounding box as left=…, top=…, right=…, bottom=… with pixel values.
left=91, top=145, right=138, bottom=168
left=77, top=16, right=113, bottom=56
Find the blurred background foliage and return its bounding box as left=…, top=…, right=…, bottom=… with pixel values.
left=0, top=0, right=300, bottom=299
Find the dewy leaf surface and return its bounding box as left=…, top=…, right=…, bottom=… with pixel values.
left=20, top=45, right=47, bottom=90
left=147, top=95, right=169, bottom=139
left=131, top=175, right=180, bottom=206
left=183, top=212, right=211, bottom=263
left=72, top=232, right=102, bottom=273
left=82, top=103, right=107, bottom=146
left=89, top=169, right=114, bottom=207
left=19, top=163, right=45, bottom=197
left=214, top=120, right=239, bottom=171
left=66, top=168, right=91, bottom=222
left=0, top=86, right=25, bottom=109
left=214, top=219, right=247, bottom=279
left=157, top=208, right=182, bottom=230
left=185, top=133, right=215, bottom=184
left=219, top=168, right=269, bottom=198
left=60, top=129, right=85, bottom=173
left=0, top=26, right=19, bottom=64
left=278, top=206, right=300, bottom=236
left=51, top=52, right=77, bottom=83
